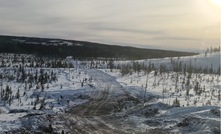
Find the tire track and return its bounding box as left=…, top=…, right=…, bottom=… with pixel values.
left=55, top=69, right=133, bottom=133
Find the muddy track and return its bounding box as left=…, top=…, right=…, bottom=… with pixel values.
left=75, top=69, right=123, bottom=116
left=53, top=113, right=131, bottom=134
left=80, top=88, right=111, bottom=116
left=53, top=69, right=139, bottom=134
left=91, top=88, right=110, bottom=116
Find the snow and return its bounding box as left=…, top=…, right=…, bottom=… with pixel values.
left=12, top=38, right=84, bottom=47
left=0, top=52, right=220, bottom=133
left=116, top=52, right=220, bottom=71
left=0, top=113, right=26, bottom=121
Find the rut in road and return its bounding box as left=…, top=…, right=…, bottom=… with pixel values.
left=59, top=69, right=139, bottom=133
left=73, top=69, right=126, bottom=116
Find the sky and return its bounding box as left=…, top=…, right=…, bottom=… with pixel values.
left=0, top=0, right=220, bottom=52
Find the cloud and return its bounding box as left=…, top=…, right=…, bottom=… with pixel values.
left=0, top=0, right=219, bottom=51
left=152, top=37, right=201, bottom=41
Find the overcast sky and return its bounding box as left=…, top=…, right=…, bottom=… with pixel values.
left=0, top=0, right=220, bottom=52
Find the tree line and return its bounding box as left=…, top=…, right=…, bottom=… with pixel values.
left=0, top=35, right=197, bottom=60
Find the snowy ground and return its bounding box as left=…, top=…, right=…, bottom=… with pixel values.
left=104, top=69, right=221, bottom=107
left=116, top=52, right=220, bottom=71
left=0, top=52, right=220, bottom=133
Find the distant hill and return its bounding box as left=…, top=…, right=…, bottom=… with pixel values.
left=0, top=35, right=197, bottom=60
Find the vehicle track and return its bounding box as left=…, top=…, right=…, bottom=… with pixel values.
left=53, top=69, right=134, bottom=133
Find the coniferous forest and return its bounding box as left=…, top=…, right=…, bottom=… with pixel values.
left=0, top=35, right=196, bottom=60
left=0, top=35, right=220, bottom=134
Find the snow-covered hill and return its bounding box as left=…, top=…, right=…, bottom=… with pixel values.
left=142, top=52, right=220, bottom=70
left=0, top=52, right=220, bottom=133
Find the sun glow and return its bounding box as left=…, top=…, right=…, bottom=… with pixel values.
left=212, top=0, right=221, bottom=6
